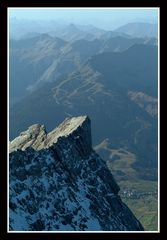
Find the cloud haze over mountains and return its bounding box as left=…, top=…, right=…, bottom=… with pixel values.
left=9, top=8, right=158, bottom=37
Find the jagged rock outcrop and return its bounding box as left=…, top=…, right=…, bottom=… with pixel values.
left=9, top=116, right=144, bottom=231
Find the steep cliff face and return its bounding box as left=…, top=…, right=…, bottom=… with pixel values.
left=9, top=116, right=144, bottom=231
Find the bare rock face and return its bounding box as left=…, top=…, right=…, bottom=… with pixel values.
left=9, top=116, right=144, bottom=231
left=10, top=116, right=91, bottom=152
left=9, top=124, right=47, bottom=152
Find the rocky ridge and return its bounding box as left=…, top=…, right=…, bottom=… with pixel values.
left=9, top=116, right=144, bottom=231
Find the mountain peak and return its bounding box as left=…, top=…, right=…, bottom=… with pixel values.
left=9, top=116, right=144, bottom=231
left=9, top=116, right=91, bottom=153
left=9, top=123, right=47, bottom=153
left=48, top=115, right=89, bottom=140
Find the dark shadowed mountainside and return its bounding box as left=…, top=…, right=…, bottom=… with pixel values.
left=9, top=116, right=144, bottom=231
left=10, top=44, right=158, bottom=183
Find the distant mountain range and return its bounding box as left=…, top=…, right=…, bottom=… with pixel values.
left=10, top=38, right=158, bottom=182
left=10, top=19, right=158, bottom=40
left=9, top=32, right=157, bottom=106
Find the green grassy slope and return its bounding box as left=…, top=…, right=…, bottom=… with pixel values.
left=122, top=193, right=158, bottom=231
left=95, top=143, right=158, bottom=231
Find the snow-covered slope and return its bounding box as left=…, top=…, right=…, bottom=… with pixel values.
left=9, top=116, right=144, bottom=231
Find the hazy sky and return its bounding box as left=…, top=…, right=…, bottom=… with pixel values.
left=9, top=8, right=158, bottom=30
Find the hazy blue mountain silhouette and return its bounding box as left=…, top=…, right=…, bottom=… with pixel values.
left=9, top=34, right=157, bottom=106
